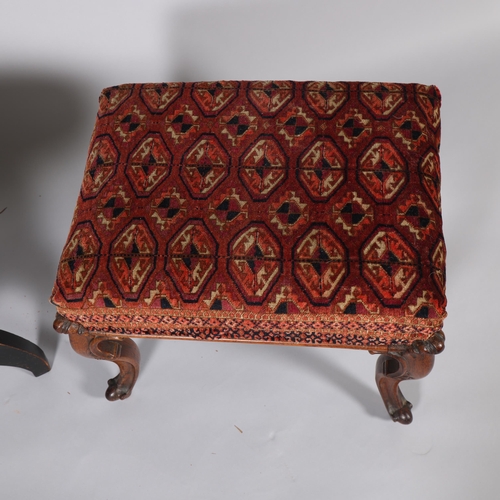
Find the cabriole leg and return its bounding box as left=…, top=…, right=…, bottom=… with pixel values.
left=375, top=331, right=445, bottom=425
left=54, top=314, right=140, bottom=401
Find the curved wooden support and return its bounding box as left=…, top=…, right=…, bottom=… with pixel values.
left=54, top=314, right=140, bottom=401
left=0, top=329, right=51, bottom=376
left=375, top=331, right=445, bottom=424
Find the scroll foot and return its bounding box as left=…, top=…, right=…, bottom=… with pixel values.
left=375, top=331, right=445, bottom=424
left=54, top=314, right=140, bottom=400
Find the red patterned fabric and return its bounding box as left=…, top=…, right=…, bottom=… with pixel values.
left=51, top=81, right=446, bottom=349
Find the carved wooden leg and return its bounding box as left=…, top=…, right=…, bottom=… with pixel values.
left=375, top=331, right=445, bottom=425
left=54, top=314, right=140, bottom=401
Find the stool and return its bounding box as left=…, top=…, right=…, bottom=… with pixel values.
left=52, top=81, right=446, bottom=424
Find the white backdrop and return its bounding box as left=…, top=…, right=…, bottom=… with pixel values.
left=1, top=1, right=499, bottom=498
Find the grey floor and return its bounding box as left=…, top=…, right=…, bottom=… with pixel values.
left=1, top=1, right=499, bottom=498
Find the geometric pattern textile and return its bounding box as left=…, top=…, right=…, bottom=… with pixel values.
left=51, top=81, right=445, bottom=349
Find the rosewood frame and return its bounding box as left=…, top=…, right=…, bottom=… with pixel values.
left=54, top=313, right=444, bottom=424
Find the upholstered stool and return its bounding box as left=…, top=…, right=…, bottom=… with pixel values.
left=52, top=81, right=446, bottom=424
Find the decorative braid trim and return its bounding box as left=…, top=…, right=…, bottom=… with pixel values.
left=58, top=309, right=442, bottom=349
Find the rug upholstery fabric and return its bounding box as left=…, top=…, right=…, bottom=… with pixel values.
left=51, top=81, right=446, bottom=349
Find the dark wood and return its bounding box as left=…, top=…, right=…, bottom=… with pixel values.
left=54, top=313, right=445, bottom=422
left=0, top=329, right=50, bottom=376
left=374, top=331, right=445, bottom=424
left=53, top=314, right=140, bottom=401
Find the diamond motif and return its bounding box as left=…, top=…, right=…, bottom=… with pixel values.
left=406, top=291, right=442, bottom=319
left=220, top=106, right=258, bottom=145
left=337, top=109, right=372, bottom=148
left=81, top=135, right=119, bottom=200
left=361, top=227, right=420, bottom=307
left=166, top=220, right=217, bottom=302
left=114, top=104, right=147, bottom=142
left=297, top=137, right=346, bottom=201
left=143, top=278, right=181, bottom=309
left=304, top=81, right=348, bottom=118
left=269, top=191, right=309, bottom=235
left=97, top=185, right=131, bottom=230
left=108, top=220, right=157, bottom=300
left=239, top=136, right=287, bottom=201
left=98, top=86, right=132, bottom=117
left=208, top=188, right=248, bottom=229
left=276, top=106, right=315, bottom=146
left=150, top=187, right=186, bottom=230
left=248, top=81, right=294, bottom=117
left=268, top=286, right=309, bottom=314
left=398, top=194, right=436, bottom=240
left=181, top=134, right=229, bottom=198
left=333, top=191, right=373, bottom=235
left=335, top=286, right=379, bottom=315
left=357, top=139, right=407, bottom=203
left=86, top=281, right=122, bottom=309
left=203, top=283, right=243, bottom=312
left=293, top=224, right=347, bottom=306
left=140, top=83, right=183, bottom=113
left=57, top=222, right=101, bottom=302
left=359, top=82, right=406, bottom=118
left=165, top=104, right=199, bottom=144
left=393, top=110, right=427, bottom=150
left=126, top=133, right=172, bottom=197
left=228, top=223, right=282, bottom=305
left=192, top=81, right=239, bottom=116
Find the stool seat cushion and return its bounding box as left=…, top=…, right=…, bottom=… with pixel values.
left=51, top=81, right=446, bottom=349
